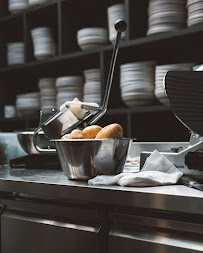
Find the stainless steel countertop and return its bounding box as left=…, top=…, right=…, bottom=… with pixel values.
left=0, top=167, right=203, bottom=215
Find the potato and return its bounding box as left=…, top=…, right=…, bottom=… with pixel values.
left=70, top=129, right=85, bottom=139
left=61, top=133, right=73, bottom=140
left=82, top=125, right=102, bottom=139
left=95, top=123, right=123, bottom=139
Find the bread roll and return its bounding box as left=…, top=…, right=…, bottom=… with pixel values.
left=82, top=125, right=102, bottom=139
left=95, top=123, right=123, bottom=139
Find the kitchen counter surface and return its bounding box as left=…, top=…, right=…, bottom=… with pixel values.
left=0, top=167, right=203, bottom=215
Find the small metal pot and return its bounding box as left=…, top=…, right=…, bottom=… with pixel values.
left=17, top=131, right=54, bottom=154
left=53, top=138, right=132, bottom=180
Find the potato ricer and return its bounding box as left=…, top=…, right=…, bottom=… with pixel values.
left=34, top=19, right=127, bottom=151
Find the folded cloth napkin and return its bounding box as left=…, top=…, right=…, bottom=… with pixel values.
left=88, top=150, right=183, bottom=187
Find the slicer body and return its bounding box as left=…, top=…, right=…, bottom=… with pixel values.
left=141, top=70, right=203, bottom=180
left=141, top=134, right=203, bottom=179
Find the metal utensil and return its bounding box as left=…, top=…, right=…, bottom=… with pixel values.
left=33, top=20, right=130, bottom=180
left=180, top=175, right=203, bottom=192
left=54, top=138, right=132, bottom=180
left=34, top=19, right=127, bottom=151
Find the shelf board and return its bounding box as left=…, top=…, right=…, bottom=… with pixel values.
left=0, top=49, right=101, bottom=73
left=106, top=105, right=171, bottom=115
left=0, top=105, right=170, bottom=123
left=26, top=0, right=59, bottom=14
left=119, top=23, right=203, bottom=49
left=0, top=23, right=202, bottom=74
left=0, top=0, right=59, bottom=23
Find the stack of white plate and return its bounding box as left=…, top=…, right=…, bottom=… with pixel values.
left=193, top=64, right=203, bottom=70
left=83, top=69, right=101, bottom=105
left=120, top=61, right=156, bottom=107
left=16, top=92, right=40, bottom=116
left=8, top=0, right=28, bottom=13
left=31, top=27, right=55, bottom=60
left=155, top=63, right=194, bottom=104
left=187, top=0, right=203, bottom=26
left=38, top=78, right=56, bottom=112
left=77, top=27, right=108, bottom=51
left=29, top=0, right=48, bottom=7
left=107, top=3, right=126, bottom=43
left=147, top=0, right=186, bottom=35
left=7, top=42, right=24, bottom=65
left=56, top=76, right=84, bottom=109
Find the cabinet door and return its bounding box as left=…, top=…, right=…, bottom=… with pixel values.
left=108, top=213, right=203, bottom=253
left=1, top=210, right=99, bottom=253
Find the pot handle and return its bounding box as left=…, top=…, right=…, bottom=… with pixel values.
left=33, top=126, right=56, bottom=153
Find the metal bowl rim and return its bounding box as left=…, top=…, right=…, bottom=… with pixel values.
left=52, top=138, right=133, bottom=142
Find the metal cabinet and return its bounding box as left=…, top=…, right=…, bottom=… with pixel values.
left=1, top=199, right=102, bottom=253
left=108, top=212, right=203, bottom=253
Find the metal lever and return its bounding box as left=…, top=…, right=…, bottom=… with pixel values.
left=88, top=19, right=127, bottom=125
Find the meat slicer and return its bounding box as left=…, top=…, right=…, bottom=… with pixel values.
left=141, top=69, right=203, bottom=180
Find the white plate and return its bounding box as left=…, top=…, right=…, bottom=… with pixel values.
left=79, top=43, right=106, bottom=51
left=121, top=86, right=154, bottom=94
left=121, top=92, right=155, bottom=99
left=107, top=3, right=125, bottom=13
left=187, top=0, right=203, bottom=7
left=120, top=75, right=154, bottom=83
left=56, top=76, right=83, bottom=85
left=29, top=0, right=48, bottom=5
left=77, top=28, right=108, bottom=38
left=156, top=63, right=194, bottom=70
left=78, top=37, right=108, bottom=45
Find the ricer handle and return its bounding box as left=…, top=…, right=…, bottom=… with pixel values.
left=33, top=126, right=56, bottom=153
left=88, top=19, right=127, bottom=125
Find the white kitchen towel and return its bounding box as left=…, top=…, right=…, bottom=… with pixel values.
left=123, top=156, right=140, bottom=173
left=88, top=150, right=183, bottom=187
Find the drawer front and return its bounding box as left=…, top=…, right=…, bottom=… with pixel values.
left=1, top=210, right=99, bottom=253
left=109, top=226, right=203, bottom=253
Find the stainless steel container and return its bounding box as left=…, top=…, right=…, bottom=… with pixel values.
left=54, top=138, right=132, bottom=180
left=17, top=131, right=54, bottom=154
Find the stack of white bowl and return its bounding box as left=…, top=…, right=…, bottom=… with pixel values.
left=83, top=69, right=101, bottom=105
left=7, top=42, right=24, bottom=65
left=155, top=63, right=194, bottom=104
left=56, top=76, right=84, bottom=109
left=16, top=92, right=40, bottom=116
left=8, top=0, right=28, bottom=13
left=120, top=61, right=156, bottom=107
left=38, top=78, right=56, bottom=112
left=147, top=0, right=186, bottom=35
left=29, top=0, right=48, bottom=7
left=107, top=3, right=126, bottom=43
left=31, top=27, right=55, bottom=60
left=187, top=0, right=203, bottom=26
left=77, top=27, right=108, bottom=51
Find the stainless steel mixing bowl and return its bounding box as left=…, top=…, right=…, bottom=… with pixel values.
left=53, top=138, right=132, bottom=180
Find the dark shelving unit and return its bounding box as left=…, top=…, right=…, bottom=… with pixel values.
left=0, top=0, right=201, bottom=141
